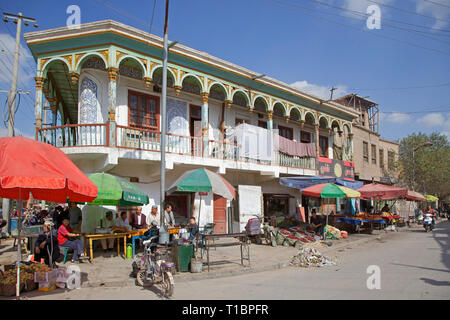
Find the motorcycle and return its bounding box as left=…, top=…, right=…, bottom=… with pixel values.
left=134, top=236, right=175, bottom=297
left=423, top=214, right=434, bottom=232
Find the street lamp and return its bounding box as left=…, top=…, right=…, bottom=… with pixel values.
left=412, top=141, right=433, bottom=191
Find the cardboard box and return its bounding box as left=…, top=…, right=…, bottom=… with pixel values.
left=38, top=281, right=56, bottom=292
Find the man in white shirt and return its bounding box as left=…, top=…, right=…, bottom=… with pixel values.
left=147, top=205, right=159, bottom=227
left=100, top=211, right=115, bottom=251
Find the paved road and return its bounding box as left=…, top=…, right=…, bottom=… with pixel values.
left=17, top=220, right=450, bottom=300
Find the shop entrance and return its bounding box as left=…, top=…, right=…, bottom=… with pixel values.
left=165, top=194, right=189, bottom=225
left=213, top=195, right=227, bottom=234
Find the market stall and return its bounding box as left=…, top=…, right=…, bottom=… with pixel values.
left=0, top=136, right=97, bottom=297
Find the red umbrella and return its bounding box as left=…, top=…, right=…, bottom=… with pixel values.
left=0, top=137, right=97, bottom=202
left=358, top=183, right=407, bottom=200
left=0, top=136, right=98, bottom=298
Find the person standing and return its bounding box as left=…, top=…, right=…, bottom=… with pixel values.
left=163, top=204, right=176, bottom=229
left=52, top=206, right=69, bottom=230
left=68, top=202, right=82, bottom=232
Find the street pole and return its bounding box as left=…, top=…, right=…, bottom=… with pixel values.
left=1, top=12, right=37, bottom=235
left=160, top=0, right=169, bottom=227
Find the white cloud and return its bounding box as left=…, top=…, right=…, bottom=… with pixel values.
left=0, top=33, right=35, bottom=85
left=417, top=112, right=445, bottom=127
left=415, top=0, right=450, bottom=30
left=384, top=112, right=411, bottom=124
left=290, top=80, right=348, bottom=100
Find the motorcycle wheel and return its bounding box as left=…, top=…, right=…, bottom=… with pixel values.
left=136, top=270, right=152, bottom=287
left=162, top=271, right=174, bottom=298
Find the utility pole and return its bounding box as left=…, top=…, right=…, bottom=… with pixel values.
left=160, top=0, right=169, bottom=227
left=1, top=12, right=37, bottom=235
left=329, top=87, right=337, bottom=100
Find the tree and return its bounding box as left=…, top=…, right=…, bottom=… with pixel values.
left=398, top=132, right=450, bottom=200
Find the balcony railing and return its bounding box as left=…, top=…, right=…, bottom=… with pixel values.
left=36, top=123, right=108, bottom=147
left=36, top=124, right=316, bottom=170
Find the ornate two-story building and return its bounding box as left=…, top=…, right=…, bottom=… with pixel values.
left=25, top=20, right=359, bottom=232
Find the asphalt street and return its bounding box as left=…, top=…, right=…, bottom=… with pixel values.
left=17, top=220, right=450, bottom=300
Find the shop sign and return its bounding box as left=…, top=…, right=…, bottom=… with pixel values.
left=198, top=192, right=208, bottom=196
left=318, top=157, right=355, bottom=179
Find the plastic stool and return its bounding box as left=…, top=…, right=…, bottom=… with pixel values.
left=60, top=247, right=73, bottom=264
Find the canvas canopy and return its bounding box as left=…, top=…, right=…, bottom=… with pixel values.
left=357, top=183, right=407, bottom=200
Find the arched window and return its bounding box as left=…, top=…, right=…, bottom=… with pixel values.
left=79, top=77, right=98, bottom=123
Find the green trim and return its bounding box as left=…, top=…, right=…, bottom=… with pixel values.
left=28, top=32, right=355, bottom=121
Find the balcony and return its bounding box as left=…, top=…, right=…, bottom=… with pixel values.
left=36, top=124, right=317, bottom=171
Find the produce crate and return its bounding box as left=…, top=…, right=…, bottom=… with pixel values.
left=34, top=269, right=57, bottom=283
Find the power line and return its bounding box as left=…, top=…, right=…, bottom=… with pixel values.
left=150, top=0, right=157, bottom=34
left=367, top=0, right=450, bottom=23
left=424, top=0, right=450, bottom=9
left=304, top=0, right=450, bottom=34
left=381, top=109, right=450, bottom=114
left=347, top=83, right=450, bottom=91
left=262, top=0, right=450, bottom=56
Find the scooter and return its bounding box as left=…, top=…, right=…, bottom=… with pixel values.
left=423, top=214, right=434, bottom=232
left=135, top=236, right=175, bottom=297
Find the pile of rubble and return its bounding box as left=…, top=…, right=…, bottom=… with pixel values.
left=290, top=247, right=337, bottom=268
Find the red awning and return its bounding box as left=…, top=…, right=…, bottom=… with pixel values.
left=357, top=183, right=407, bottom=200
left=405, top=190, right=426, bottom=202
left=0, top=136, right=97, bottom=203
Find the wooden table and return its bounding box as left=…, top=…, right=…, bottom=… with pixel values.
left=83, top=232, right=132, bottom=263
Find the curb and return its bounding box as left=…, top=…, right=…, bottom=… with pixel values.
left=81, top=228, right=401, bottom=288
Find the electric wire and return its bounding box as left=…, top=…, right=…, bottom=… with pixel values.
left=150, top=0, right=157, bottom=34
left=347, top=83, right=450, bottom=91
left=262, top=0, right=450, bottom=56
left=424, top=0, right=450, bottom=9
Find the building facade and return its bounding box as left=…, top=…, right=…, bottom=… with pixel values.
left=25, top=20, right=359, bottom=232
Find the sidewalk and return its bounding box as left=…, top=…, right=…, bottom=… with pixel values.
left=0, top=225, right=416, bottom=289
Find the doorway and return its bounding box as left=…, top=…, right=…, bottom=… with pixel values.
left=213, top=195, right=227, bottom=234
left=190, top=104, right=202, bottom=156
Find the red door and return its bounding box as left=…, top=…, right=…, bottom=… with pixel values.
left=213, top=195, right=227, bottom=234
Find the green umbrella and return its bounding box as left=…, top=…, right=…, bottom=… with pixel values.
left=88, top=173, right=149, bottom=206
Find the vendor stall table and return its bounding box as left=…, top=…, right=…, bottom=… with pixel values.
left=337, top=217, right=386, bottom=233
left=202, top=233, right=249, bottom=272
left=83, top=232, right=132, bottom=263
left=129, top=229, right=149, bottom=258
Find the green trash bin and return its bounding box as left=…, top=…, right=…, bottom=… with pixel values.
left=177, top=243, right=195, bottom=272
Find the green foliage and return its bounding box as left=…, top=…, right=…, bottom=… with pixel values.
left=398, top=132, right=450, bottom=200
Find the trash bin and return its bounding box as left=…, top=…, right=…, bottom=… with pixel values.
left=177, top=243, right=194, bottom=272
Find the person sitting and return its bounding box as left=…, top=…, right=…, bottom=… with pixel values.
left=100, top=211, right=115, bottom=252
left=58, top=217, right=85, bottom=263
left=147, top=205, right=159, bottom=227
left=381, top=204, right=390, bottom=213
left=34, top=221, right=60, bottom=266
left=129, top=206, right=148, bottom=230
left=113, top=211, right=132, bottom=232
left=188, top=217, right=199, bottom=241
left=309, top=209, right=324, bottom=235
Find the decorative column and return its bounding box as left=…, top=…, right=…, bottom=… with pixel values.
left=108, top=67, right=118, bottom=147
left=314, top=123, right=320, bottom=161
left=34, top=77, right=45, bottom=129
left=348, top=133, right=354, bottom=161
left=201, top=92, right=209, bottom=157
left=266, top=110, right=273, bottom=131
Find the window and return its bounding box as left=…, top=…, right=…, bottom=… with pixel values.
left=371, top=144, right=377, bottom=165
left=388, top=151, right=395, bottom=170
left=258, top=120, right=267, bottom=129
left=379, top=149, right=384, bottom=169
left=278, top=125, right=293, bottom=140
left=300, top=131, right=311, bottom=143
left=363, top=142, right=369, bottom=162
left=128, top=90, right=160, bottom=130
left=319, top=135, right=329, bottom=158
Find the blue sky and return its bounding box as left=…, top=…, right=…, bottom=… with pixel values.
left=0, top=0, right=449, bottom=142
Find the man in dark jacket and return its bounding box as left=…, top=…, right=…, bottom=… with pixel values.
left=52, top=205, right=69, bottom=230
left=34, top=221, right=60, bottom=266
left=129, top=207, right=148, bottom=230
